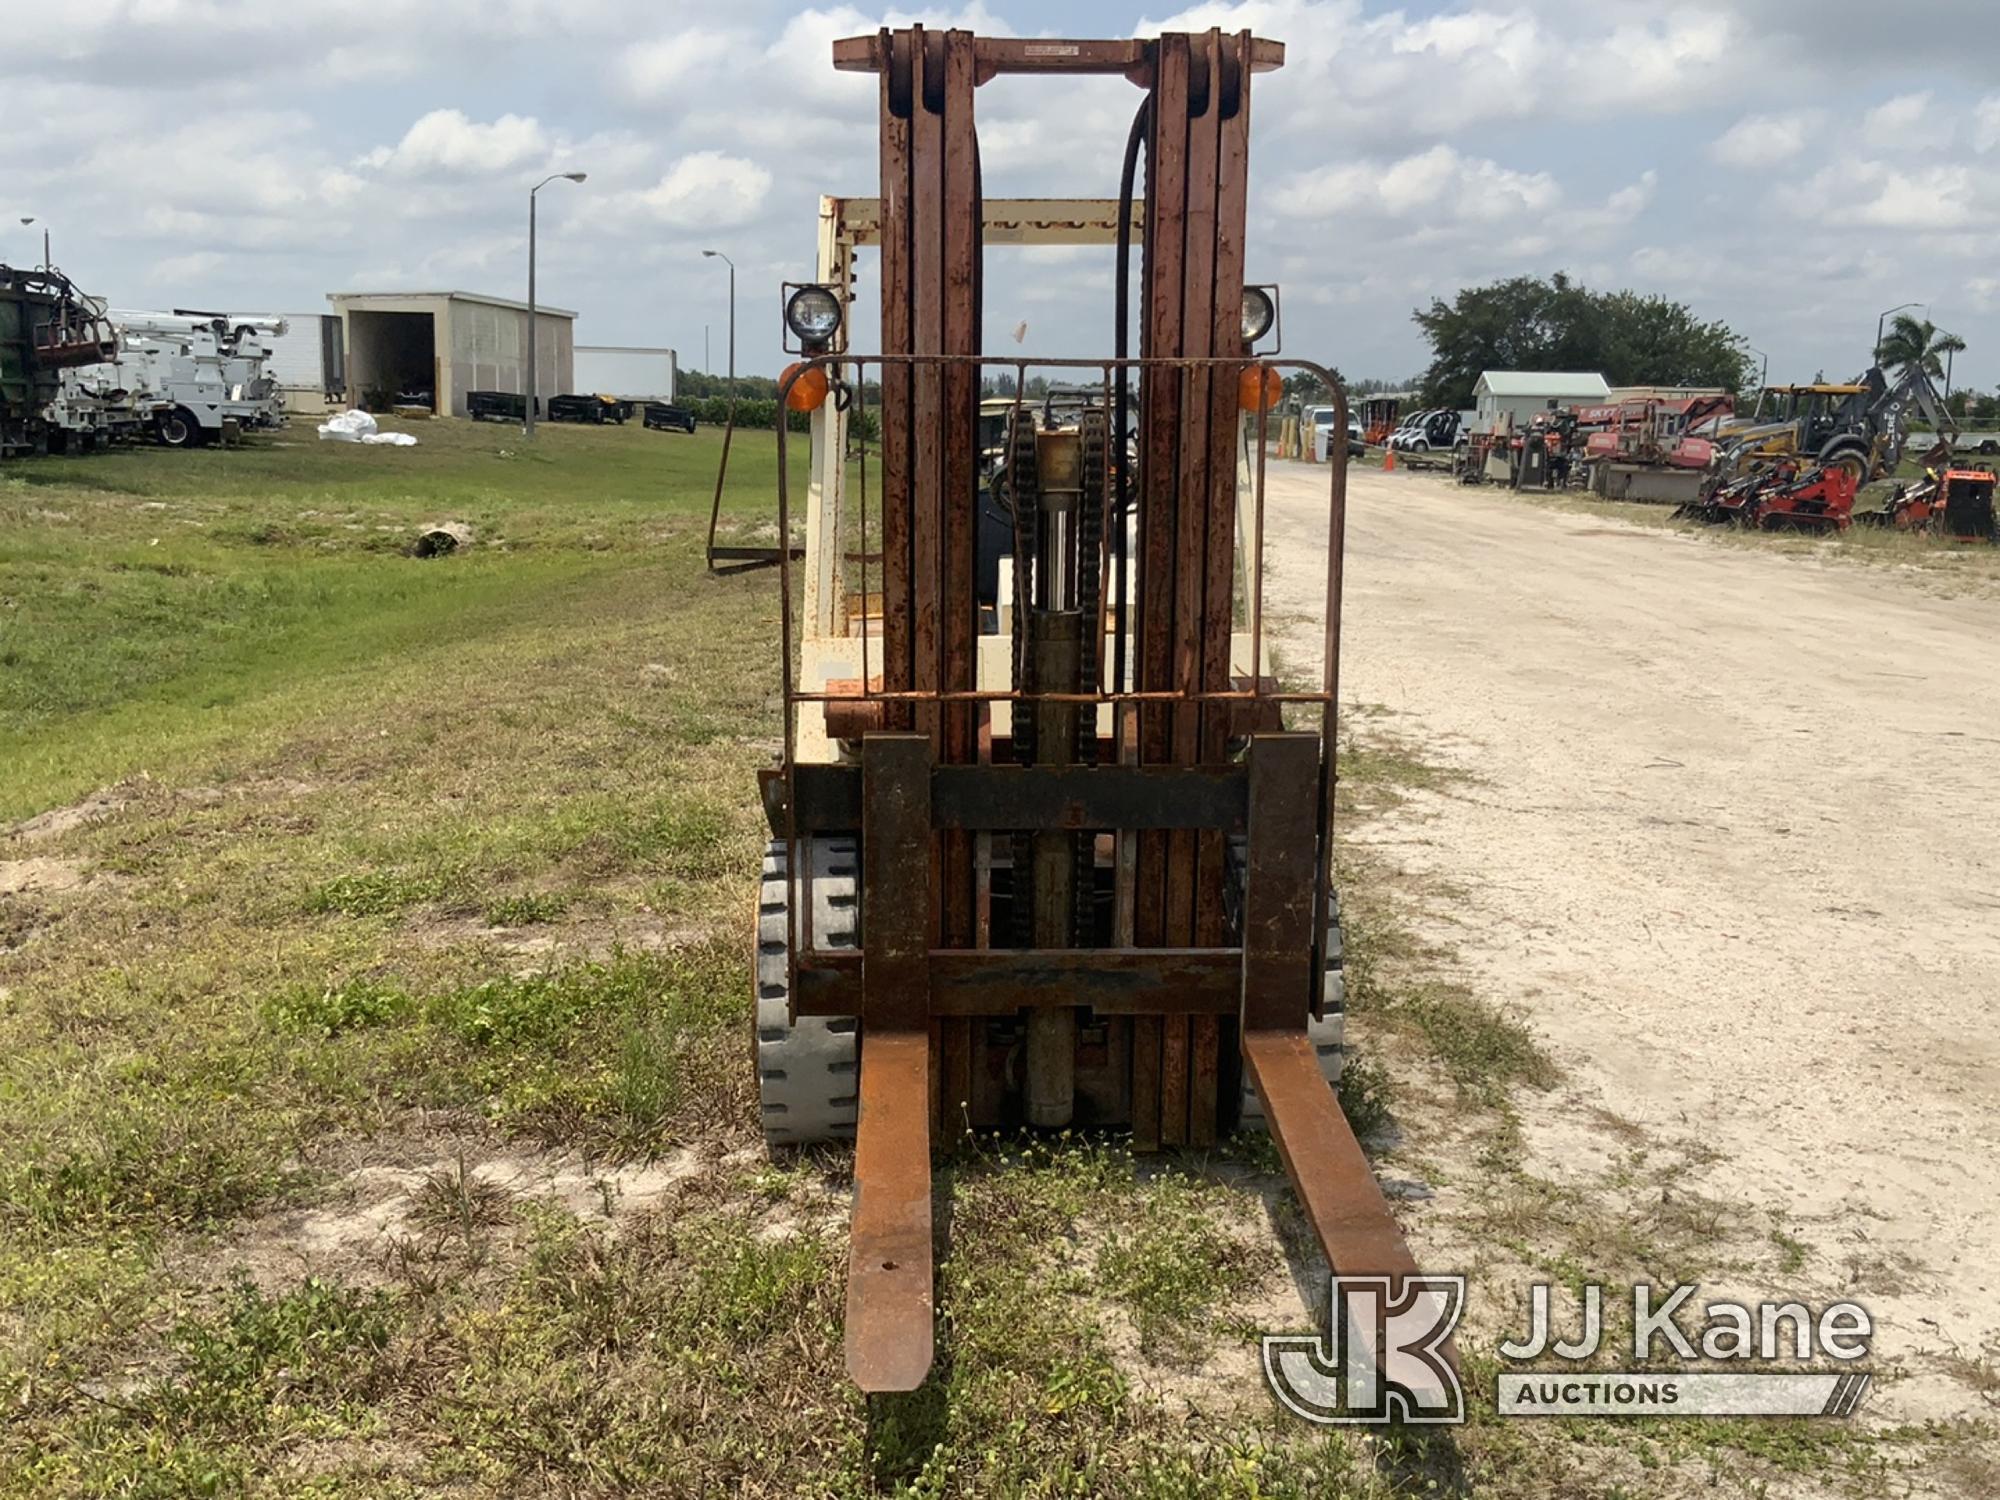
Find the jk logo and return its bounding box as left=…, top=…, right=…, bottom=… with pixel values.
left=1263, top=1274, right=1467, bottom=1424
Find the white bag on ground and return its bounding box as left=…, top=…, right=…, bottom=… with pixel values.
left=317, top=409, right=417, bottom=446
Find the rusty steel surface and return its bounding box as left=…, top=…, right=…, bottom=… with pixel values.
left=1141, top=36, right=1190, bottom=1148
left=1191, top=28, right=1252, bottom=1147
left=1173, top=34, right=1218, bottom=1037
left=1243, top=1028, right=1452, bottom=1372
left=877, top=35, right=914, bottom=734
left=845, top=1028, right=935, bottom=1392
left=862, top=736, right=932, bottom=1031
left=774, top=762, right=1251, bottom=838
left=793, top=947, right=1247, bottom=1017
left=849, top=736, right=936, bottom=1393
left=834, top=33, right=1284, bottom=80
left=939, top=25, right=979, bottom=981
left=910, top=32, right=944, bottom=752
left=1239, top=734, right=1322, bottom=1032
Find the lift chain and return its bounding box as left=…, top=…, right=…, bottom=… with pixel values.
left=1074, top=409, right=1107, bottom=764
left=1071, top=409, right=1108, bottom=944
left=1005, top=403, right=1040, bottom=948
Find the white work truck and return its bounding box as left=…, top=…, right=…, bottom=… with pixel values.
left=54, top=312, right=289, bottom=447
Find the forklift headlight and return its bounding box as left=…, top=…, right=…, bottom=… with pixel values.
left=1240, top=285, right=1277, bottom=345
left=785, top=285, right=844, bottom=346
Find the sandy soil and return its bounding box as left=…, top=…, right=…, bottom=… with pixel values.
left=1263, top=459, right=2000, bottom=1431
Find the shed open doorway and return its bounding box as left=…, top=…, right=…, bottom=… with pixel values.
left=346, top=310, right=437, bottom=414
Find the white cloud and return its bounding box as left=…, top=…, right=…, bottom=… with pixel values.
left=146, top=251, right=225, bottom=285
left=617, top=30, right=749, bottom=102
left=360, top=109, right=549, bottom=176
left=1976, top=95, right=2000, bottom=153
left=1283, top=144, right=1559, bottom=224
left=1710, top=110, right=1818, bottom=168
left=12, top=1, right=2000, bottom=395
left=631, top=150, right=773, bottom=227
left=1555, top=172, right=1657, bottom=240
left=1778, top=160, right=1985, bottom=232
left=1144, top=0, right=1765, bottom=148
left=1863, top=90, right=1932, bottom=148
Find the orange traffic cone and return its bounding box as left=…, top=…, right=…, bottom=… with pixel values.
left=1383, top=446, right=1396, bottom=472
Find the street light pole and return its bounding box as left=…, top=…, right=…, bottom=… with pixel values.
left=704, top=251, right=735, bottom=400
left=702, top=250, right=737, bottom=571
left=19, top=217, right=47, bottom=270
left=525, top=171, right=587, bottom=438
left=1743, top=345, right=1768, bottom=389
left=1874, top=301, right=1924, bottom=366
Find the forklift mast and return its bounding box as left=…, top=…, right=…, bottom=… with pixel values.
left=764, top=28, right=1445, bottom=1399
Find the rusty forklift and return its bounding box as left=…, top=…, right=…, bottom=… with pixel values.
left=752, top=26, right=1438, bottom=1398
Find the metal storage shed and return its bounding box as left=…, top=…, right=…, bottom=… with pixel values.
left=1473, top=370, right=1610, bottom=431
left=327, top=291, right=575, bottom=418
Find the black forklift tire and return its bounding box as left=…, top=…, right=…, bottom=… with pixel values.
left=755, top=837, right=861, bottom=1147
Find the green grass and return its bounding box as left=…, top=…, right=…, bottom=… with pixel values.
left=0, top=419, right=1976, bottom=1496
left=0, top=416, right=799, bottom=823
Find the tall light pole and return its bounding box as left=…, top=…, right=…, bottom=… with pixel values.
left=1874, top=301, right=1925, bottom=366
left=525, top=171, right=586, bottom=438
left=1742, top=344, right=1768, bottom=389
left=702, top=250, right=737, bottom=571
left=20, top=217, right=48, bottom=270
left=703, top=250, right=735, bottom=398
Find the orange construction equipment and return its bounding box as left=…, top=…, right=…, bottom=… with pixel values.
left=1860, top=466, right=1997, bottom=541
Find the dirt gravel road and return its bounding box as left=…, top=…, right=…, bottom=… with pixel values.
left=1264, top=459, right=2000, bottom=1431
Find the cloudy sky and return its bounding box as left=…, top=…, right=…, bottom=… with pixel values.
left=9, top=0, right=1999, bottom=390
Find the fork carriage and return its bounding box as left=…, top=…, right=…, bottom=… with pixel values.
left=751, top=25, right=1437, bottom=1395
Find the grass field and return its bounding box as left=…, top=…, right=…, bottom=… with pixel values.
left=0, top=419, right=1956, bottom=1497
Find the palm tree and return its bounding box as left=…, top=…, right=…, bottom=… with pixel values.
left=1876, top=314, right=1967, bottom=391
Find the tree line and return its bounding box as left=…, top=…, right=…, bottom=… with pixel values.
left=1405, top=273, right=1997, bottom=422
left=1411, top=272, right=1751, bottom=408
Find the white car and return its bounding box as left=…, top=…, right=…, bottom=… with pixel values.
left=1301, top=404, right=1364, bottom=457
left=1389, top=409, right=1466, bottom=452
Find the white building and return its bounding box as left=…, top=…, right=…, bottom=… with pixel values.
left=1472, top=370, right=1611, bottom=431
left=327, top=290, right=576, bottom=418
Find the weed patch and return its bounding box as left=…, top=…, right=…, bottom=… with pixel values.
left=481, top=891, right=570, bottom=927
left=4, top=1106, right=288, bottom=1235
left=263, top=977, right=411, bottom=1037
left=305, top=868, right=464, bottom=917
left=1098, top=1172, right=1254, bottom=1359
left=162, top=1275, right=397, bottom=1433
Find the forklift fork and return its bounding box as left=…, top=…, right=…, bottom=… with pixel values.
left=836, top=733, right=1430, bottom=1393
